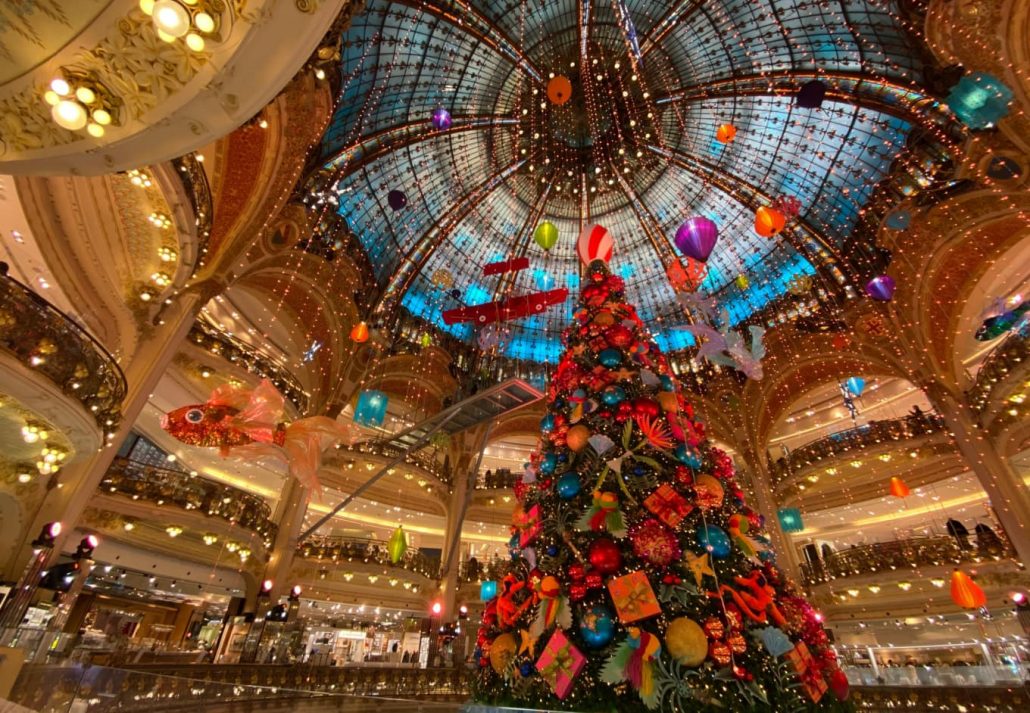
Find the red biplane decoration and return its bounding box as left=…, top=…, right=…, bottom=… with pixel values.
left=442, top=288, right=569, bottom=325
left=483, top=257, right=530, bottom=276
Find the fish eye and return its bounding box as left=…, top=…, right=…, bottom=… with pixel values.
left=185, top=409, right=204, bottom=424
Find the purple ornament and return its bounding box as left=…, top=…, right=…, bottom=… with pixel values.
left=387, top=189, right=407, bottom=211
left=674, top=216, right=719, bottom=262
left=431, top=107, right=452, bottom=131
left=865, top=274, right=896, bottom=301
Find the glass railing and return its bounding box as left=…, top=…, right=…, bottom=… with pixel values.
left=770, top=413, right=947, bottom=486
left=0, top=274, right=126, bottom=436
left=9, top=664, right=467, bottom=712
left=297, top=535, right=442, bottom=580
left=336, top=441, right=451, bottom=486
left=801, top=535, right=1015, bottom=586
left=969, top=331, right=1029, bottom=414
left=100, top=457, right=277, bottom=544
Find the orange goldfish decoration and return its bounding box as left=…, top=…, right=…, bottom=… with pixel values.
left=161, top=379, right=350, bottom=494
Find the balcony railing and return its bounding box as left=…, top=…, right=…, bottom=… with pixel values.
left=297, top=534, right=441, bottom=580
left=10, top=664, right=468, bottom=712
left=475, top=468, right=521, bottom=490
left=969, top=331, right=1028, bottom=415
left=771, top=413, right=947, bottom=486
left=188, top=320, right=309, bottom=414
left=458, top=555, right=513, bottom=584
left=801, top=535, right=1014, bottom=586
left=0, top=274, right=126, bottom=435
left=340, top=441, right=451, bottom=486
left=170, top=153, right=213, bottom=274
left=100, top=457, right=277, bottom=544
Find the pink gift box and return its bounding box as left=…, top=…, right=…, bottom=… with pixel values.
left=535, top=629, right=586, bottom=699
left=519, top=504, right=542, bottom=547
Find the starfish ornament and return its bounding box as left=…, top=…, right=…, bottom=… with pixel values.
left=683, top=550, right=716, bottom=587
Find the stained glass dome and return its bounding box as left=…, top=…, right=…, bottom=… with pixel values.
left=319, top=0, right=934, bottom=363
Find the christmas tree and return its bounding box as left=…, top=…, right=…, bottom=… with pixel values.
left=471, top=260, right=851, bottom=711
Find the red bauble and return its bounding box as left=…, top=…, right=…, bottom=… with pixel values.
left=630, top=519, right=681, bottom=567
left=588, top=538, right=622, bottom=575
left=568, top=563, right=586, bottom=581
left=606, top=324, right=634, bottom=348
left=709, top=640, right=731, bottom=666
left=569, top=583, right=587, bottom=601
left=829, top=668, right=850, bottom=701
left=585, top=572, right=603, bottom=589
left=632, top=397, right=660, bottom=418
left=674, top=466, right=694, bottom=486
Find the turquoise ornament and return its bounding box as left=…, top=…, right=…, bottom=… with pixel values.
left=598, top=348, right=622, bottom=368
left=556, top=472, right=581, bottom=499
left=579, top=605, right=615, bottom=648
left=540, top=413, right=556, bottom=432
left=601, top=385, right=626, bottom=406
left=539, top=453, right=558, bottom=474
left=676, top=444, right=703, bottom=468
left=697, top=524, right=731, bottom=558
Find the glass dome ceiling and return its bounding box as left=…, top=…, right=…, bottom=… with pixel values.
left=320, top=0, right=929, bottom=363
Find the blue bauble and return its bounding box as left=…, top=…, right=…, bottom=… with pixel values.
left=540, top=413, right=555, bottom=432
left=676, top=444, right=703, bottom=468
left=579, top=605, right=615, bottom=648
left=546, top=544, right=558, bottom=557
left=660, top=375, right=675, bottom=392
left=558, top=452, right=569, bottom=463
left=632, top=464, right=646, bottom=476
left=556, top=472, right=581, bottom=499
left=519, top=661, right=535, bottom=677
left=539, top=453, right=558, bottom=474
left=697, top=525, right=731, bottom=558
left=601, top=385, right=626, bottom=406
left=598, top=348, right=622, bottom=368
left=572, top=388, right=587, bottom=403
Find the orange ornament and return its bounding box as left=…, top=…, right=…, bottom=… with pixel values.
left=950, top=569, right=986, bottom=609
left=658, top=392, right=678, bottom=412
left=716, top=123, right=737, bottom=143
left=888, top=476, right=910, bottom=498
left=547, top=75, right=573, bottom=105
left=566, top=424, right=591, bottom=452
left=592, top=310, right=616, bottom=326
left=754, top=206, right=786, bottom=238
left=350, top=321, right=370, bottom=343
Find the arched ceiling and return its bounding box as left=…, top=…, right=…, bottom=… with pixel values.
left=316, top=0, right=932, bottom=363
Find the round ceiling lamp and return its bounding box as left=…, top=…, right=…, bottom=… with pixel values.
left=151, top=0, right=191, bottom=39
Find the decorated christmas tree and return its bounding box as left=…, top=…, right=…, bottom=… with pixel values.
left=471, top=259, right=851, bottom=711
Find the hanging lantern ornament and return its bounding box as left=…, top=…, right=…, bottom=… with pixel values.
left=674, top=217, right=719, bottom=262
left=388, top=526, right=407, bottom=564
left=865, top=275, right=896, bottom=301
left=387, top=189, right=407, bottom=211
left=350, top=321, right=370, bottom=343
left=950, top=569, right=987, bottom=609
left=888, top=476, right=910, bottom=498
left=754, top=206, right=786, bottom=238
left=534, top=221, right=559, bottom=251
left=547, top=75, right=573, bottom=105
left=716, top=123, right=736, bottom=143
left=845, top=376, right=865, bottom=397
left=577, top=224, right=614, bottom=265
left=431, top=107, right=452, bottom=130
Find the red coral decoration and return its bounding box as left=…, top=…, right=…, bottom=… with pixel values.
left=630, top=518, right=681, bottom=567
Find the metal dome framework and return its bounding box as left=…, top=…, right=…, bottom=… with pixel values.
left=319, top=0, right=939, bottom=363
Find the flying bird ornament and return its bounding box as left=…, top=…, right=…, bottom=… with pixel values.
left=161, top=379, right=350, bottom=494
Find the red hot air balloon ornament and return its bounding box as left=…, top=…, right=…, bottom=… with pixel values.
left=578, top=224, right=614, bottom=265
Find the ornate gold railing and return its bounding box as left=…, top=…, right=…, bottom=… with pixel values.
left=297, top=534, right=441, bottom=580
left=101, top=457, right=276, bottom=544
left=968, top=331, right=1028, bottom=415
left=801, top=535, right=1014, bottom=587
left=188, top=320, right=309, bottom=414
left=0, top=274, right=125, bottom=435
left=339, top=441, right=451, bottom=486
left=770, top=413, right=947, bottom=486
left=170, top=153, right=213, bottom=274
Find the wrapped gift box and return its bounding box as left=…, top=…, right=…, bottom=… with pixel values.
left=607, top=570, right=662, bottom=623
left=643, top=484, right=693, bottom=528
left=785, top=641, right=827, bottom=702
left=519, top=504, right=542, bottom=547
left=535, top=629, right=586, bottom=699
